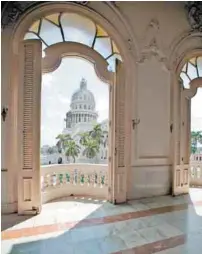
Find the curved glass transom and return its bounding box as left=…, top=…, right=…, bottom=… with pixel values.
left=24, top=12, right=122, bottom=72
left=180, top=56, right=202, bottom=89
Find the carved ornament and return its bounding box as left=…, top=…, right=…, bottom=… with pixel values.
left=1, top=1, right=89, bottom=29
left=137, top=18, right=169, bottom=70
left=185, top=1, right=202, bottom=31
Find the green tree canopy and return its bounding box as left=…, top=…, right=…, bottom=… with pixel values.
left=191, top=131, right=202, bottom=154
left=56, top=133, right=72, bottom=152
left=82, top=138, right=100, bottom=159
left=65, top=140, right=80, bottom=163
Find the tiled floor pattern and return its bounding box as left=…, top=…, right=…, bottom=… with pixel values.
left=1, top=188, right=202, bottom=254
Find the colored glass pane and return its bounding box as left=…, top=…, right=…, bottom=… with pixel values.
left=96, top=24, right=108, bottom=37
left=107, top=54, right=122, bottom=72
left=197, top=57, right=202, bottom=77
left=29, top=20, right=40, bottom=33
left=61, top=13, right=95, bottom=47
left=45, top=13, right=60, bottom=26
left=94, top=37, right=112, bottom=58
left=40, top=19, right=63, bottom=45
left=24, top=32, right=39, bottom=40
left=112, top=40, right=119, bottom=54
left=189, top=57, right=196, bottom=66
left=187, top=62, right=198, bottom=80
left=182, top=63, right=187, bottom=72
left=180, top=73, right=190, bottom=89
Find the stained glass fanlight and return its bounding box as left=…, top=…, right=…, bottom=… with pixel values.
left=180, top=56, right=202, bottom=89
left=24, top=12, right=122, bottom=72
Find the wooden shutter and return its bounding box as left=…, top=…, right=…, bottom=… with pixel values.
left=172, top=86, right=190, bottom=196
left=112, top=59, right=127, bottom=203
left=18, top=40, right=42, bottom=214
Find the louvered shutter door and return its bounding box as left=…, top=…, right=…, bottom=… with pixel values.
left=113, top=59, right=127, bottom=203
left=173, top=87, right=190, bottom=196
left=18, top=40, right=42, bottom=214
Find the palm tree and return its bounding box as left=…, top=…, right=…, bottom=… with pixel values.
left=65, top=140, right=80, bottom=163
left=89, top=124, right=104, bottom=145
left=56, top=134, right=72, bottom=153
left=79, top=132, right=89, bottom=146
left=82, top=138, right=100, bottom=162
left=191, top=131, right=202, bottom=154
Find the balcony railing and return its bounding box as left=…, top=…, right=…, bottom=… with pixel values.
left=190, top=161, right=202, bottom=187
left=41, top=164, right=108, bottom=204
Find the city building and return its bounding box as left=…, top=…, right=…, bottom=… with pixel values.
left=41, top=78, right=108, bottom=164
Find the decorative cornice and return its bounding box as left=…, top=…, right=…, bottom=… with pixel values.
left=185, top=1, right=202, bottom=32
left=1, top=1, right=89, bottom=29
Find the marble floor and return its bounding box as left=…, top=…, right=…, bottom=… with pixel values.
left=1, top=188, right=202, bottom=254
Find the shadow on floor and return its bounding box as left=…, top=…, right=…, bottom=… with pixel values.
left=2, top=189, right=202, bottom=254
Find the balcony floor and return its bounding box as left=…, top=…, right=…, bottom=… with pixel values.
left=1, top=188, right=202, bottom=254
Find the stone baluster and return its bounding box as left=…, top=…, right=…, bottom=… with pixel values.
left=41, top=176, right=44, bottom=192
left=77, top=170, right=81, bottom=185
left=95, top=171, right=98, bottom=186
left=80, top=172, right=85, bottom=185
left=105, top=172, right=108, bottom=186
left=59, top=173, right=63, bottom=185
left=65, top=172, right=70, bottom=184
left=70, top=170, right=74, bottom=184
left=46, top=174, right=51, bottom=188
left=52, top=173, right=57, bottom=187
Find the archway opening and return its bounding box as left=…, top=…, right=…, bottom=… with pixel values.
left=178, top=55, right=202, bottom=192
left=190, top=88, right=202, bottom=188
left=16, top=8, right=127, bottom=214
left=40, top=56, right=110, bottom=203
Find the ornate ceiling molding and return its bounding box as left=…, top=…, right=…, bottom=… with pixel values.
left=1, top=1, right=89, bottom=29
left=185, top=1, right=202, bottom=32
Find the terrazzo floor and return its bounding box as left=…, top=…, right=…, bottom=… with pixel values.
left=1, top=188, right=202, bottom=254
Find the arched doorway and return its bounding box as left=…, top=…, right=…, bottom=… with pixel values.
left=172, top=54, right=202, bottom=195
left=12, top=6, right=129, bottom=214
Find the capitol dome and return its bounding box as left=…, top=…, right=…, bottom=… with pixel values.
left=64, top=78, right=98, bottom=129
left=70, top=78, right=95, bottom=111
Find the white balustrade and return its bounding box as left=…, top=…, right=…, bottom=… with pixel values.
left=190, top=160, right=202, bottom=187
left=41, top=164, right=108, bottom=203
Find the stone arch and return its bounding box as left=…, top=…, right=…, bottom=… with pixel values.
left=169, top=31, right=202, bottom=195
left=3, top=1, right=138, bottom=213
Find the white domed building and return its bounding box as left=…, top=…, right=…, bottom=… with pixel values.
left=61, top=78, right=108, bottom=164
left=63, top=78, right=98, bottom=136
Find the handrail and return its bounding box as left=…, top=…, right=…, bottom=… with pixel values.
left=41, top=163, right=108, bottom=203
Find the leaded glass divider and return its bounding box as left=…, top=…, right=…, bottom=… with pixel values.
left=24, top=12, right=122, bottom=72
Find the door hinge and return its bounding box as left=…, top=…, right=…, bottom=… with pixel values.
left=108, top=186, right=111, bottom=193
left=115, top=148, right=117, bottom=156
left=110, top=85, right=112, bottom=92
left=108, top=156, right=111, bottom=162
left=109, top=120, right=111, bottom=127
left=170, top=124, right=173, bottom=133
